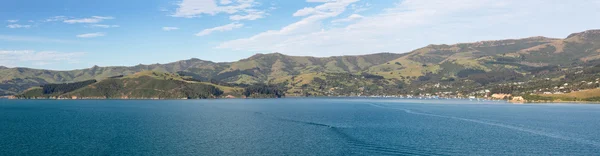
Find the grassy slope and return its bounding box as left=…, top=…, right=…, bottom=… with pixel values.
left=18, top=71, right=240, bottom=99
left=540, top=88, right=600, bottom=99
left=4, top=30, right=600, bottom=95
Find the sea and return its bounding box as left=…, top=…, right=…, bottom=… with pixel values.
left=1, top=98, right=599, bottom=155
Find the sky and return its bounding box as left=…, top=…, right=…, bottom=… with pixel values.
left=1, top=0, right=600, bottom=70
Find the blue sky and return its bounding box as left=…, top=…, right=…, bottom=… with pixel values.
left=1, top=0, right=599, bottom=70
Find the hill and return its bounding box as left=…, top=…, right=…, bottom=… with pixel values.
left=1, top=53, right=402, bottom=95
left=16, top=71, right=233, bottom=99
left=4, top=29, right=600, bottom=98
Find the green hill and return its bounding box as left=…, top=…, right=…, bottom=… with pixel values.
left=16, top=71, right=230, bottom=99
left=5, top=29, right=600, bottom=98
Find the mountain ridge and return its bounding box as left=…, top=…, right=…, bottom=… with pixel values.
left=2, top=29, right=600, bottom=97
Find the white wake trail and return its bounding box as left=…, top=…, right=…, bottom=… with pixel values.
left=369, top=103, right=600, bottom=147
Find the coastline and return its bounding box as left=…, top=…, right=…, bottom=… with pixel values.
left=521, top=100, right=600, bottom=104
left=4, top=95, right=600, bottom=104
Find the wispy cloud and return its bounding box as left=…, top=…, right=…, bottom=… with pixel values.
left=217, top=0, right=600, bottom=57
left=89, top=24, right=120, bottom=28
left=64, top=16, right=114, bottom=24
left=331, top=14, right=363, bottom=23
left=220, top=0, right=232, bottom=5
left=6, top=24, right=31, bottom=29
left=173, top=0, right=268, bottom=21
left=229, top=9, right=265, bottom=21
left=217, top=0, right=358, bottom=52
left=351, top=2, right=371, bottom=13
left=0, top=35, right=75, bottom=43
left=45, top=16, right=68, bottom=22
left=196, top=22, right=243, bottom=36
left=0, top=50, right=86, bottom=67
left=173, top=0, right=256, bottom=17
left=76, top=32, right=106, bottom=38
left=6, top=20, right=19, bottom=23
left=162, top=27, right=180, bottom=31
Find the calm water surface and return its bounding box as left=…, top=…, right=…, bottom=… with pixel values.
left=1, top=98, right=599, bottom=155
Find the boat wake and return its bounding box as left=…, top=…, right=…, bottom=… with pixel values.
left=368, top=103, right=600, bottom=147
left=252, top=111, right=449, bottom=155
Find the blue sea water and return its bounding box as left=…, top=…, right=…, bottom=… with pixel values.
left=1, top=98, right=600, bottom=155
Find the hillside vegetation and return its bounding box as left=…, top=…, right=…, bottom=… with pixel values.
left=4, top=29, right=600, bottom=99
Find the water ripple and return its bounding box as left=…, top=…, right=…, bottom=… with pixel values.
left=368, top=103, right=600, bottom=148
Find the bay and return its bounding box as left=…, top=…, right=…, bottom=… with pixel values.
left=1, top=98, right=599, bottom=155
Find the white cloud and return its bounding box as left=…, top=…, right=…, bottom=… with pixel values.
left=173, top=0, right=256, bottom=17
left=6, top=20, right=18, bottom=23
left=229, top=10, right=265, bottom=20
left=6, top=24, right=31, bottom=29
left=172, top=0, right=271, bottom=21
left=0, top=50, right=85, bottom=67
left=351, top=2, right=371, bottom=13
left=196, top=22, right=243, bottom=36
left=217, top=0, right=600, bottom=57
left=217, top=0, right=358, bottom=51
left=64, top=16, right=114, bottom=24
left=220, top=0, right=232, bottom=5
left=89, top=24, right=120, bottom=28
left=306, top=0, right=336, bottom=2
left=45, top=16, right=68, bottom=22
left=91, top=16, right=114, bottom=20
left=76, top=32, right=106, bottom=38
left=0, top=35, right=75, bottom=43
left=331, top=14, right=363, bottom=23
left=162, top=27, right=180, bottom=31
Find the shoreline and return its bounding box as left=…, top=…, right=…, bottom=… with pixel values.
left=522, top=100, right=600, bottom=104
left=4, top=95, right=600, bottom=104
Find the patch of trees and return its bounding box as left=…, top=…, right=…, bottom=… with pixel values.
left=490, top=85, right=520, bottom=94
left=312, top=77, right=327, bottom=90
left=467, top=71, right=523, bottom=85
left=93, top=79, right=124, bottom=98
left=42, top=80, right=97, bottom=95
left=441, top=77, right=455, bottom=82
left=210, top=79, right=250, bottom=88
left=457, top=69, right=486, bottom=78
left=243, top=84, right=285, bottom=98
left=484, top=61, right=524, bottom=67
left=523, top=66, right=560, bottom=74
left=417, top=76, right=431, bottom=81
left=108, top=75, right=124, bottom=79
left=213, top=68, right=258, bottom=80
left=179, top=71, right=250, bottom=88
left=177, top=71, right=209, bottom=81
left=178, top=81, right=223, bottom=99
left=583, top=64, right=600, bottom=74
left=361, top=73, right=384, bottom=80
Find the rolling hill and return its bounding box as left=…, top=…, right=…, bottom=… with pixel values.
left=3, top=29, right=600, bottom=97
left=16, top=71, right=235, bottom=99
